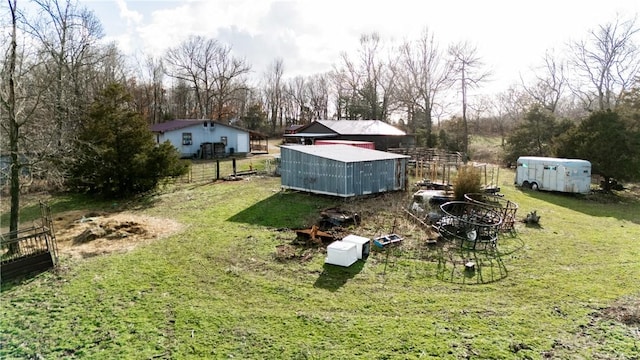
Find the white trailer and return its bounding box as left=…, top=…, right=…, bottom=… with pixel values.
left=514, top=156, right=592, bottom=194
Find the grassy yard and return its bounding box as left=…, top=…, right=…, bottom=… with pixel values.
left=1, top=168, right=639, bottom=359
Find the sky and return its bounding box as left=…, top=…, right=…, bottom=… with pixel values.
left=78, top=0, right=640, bottom=94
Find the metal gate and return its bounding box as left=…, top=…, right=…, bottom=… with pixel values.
left=1, top=202, right=59, bottom=282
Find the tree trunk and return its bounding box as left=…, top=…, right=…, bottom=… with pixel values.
left=7, top=0, right=20, bottom=252
left=461, top=64, right=469, bottom=154
left=424, top=99, right=434, bottom=147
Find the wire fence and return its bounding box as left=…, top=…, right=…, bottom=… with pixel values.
left=174, top=156, right=279, bottom=183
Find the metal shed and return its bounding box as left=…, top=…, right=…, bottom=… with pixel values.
left=280, top=145, right=410, bottom=197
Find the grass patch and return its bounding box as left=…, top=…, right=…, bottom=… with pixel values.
left=469, top=135, right=504, bottom=164
left=1, top=171, right=639, bottom=359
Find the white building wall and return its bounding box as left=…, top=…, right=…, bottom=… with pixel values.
left=155, top=121, right=251, bottom=158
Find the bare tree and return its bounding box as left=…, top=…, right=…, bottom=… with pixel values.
left=331, top=63, right=358, bottom=120
left=1, top=0, right=111, bottom=197
left=264, top=58, right=284, bottom=132
left=92, top=43, right=128, bottom=87
left=25, top=0, right=104, bottom=149
left=449, top=41, right=492, bottom=154
left=1, top=0, right=126, bottom=216
left=1, top=0, right=21, bottom=239
left=492, top=85, right=533, bottom=146
left=128, top=55, right=166, bottom=124
left=278, top=87, right=296, bottom=127
left=334, top=32, right=397, bottom=121
left=307, top=73, right=329, bottom=120
left=148, top=56, right=166, bottom=124
left=1, top=0, right=51, bottom=241
left=165, top=36, right=217, bottom=119
left=468, top=95, right=493, bottom=134
left=284, top=75, right=309, bottom=124
left=165, top=36, right=250, bottom=121
left=232, top=86, right=262, bottom=128
left=522, top=49, right=568, bottom=114
left=334, top=51, right=359, bottom=119
left=166, top=78, right=196, bottom=119
left=569, top=15, right=640, bottom=111
left=398, top=28, right=453, bottom=145
left=210, top=43, right=250, bottom=122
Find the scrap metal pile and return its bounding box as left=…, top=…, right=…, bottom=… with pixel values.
left=433, top=201, right=503, bottom=250
left=409, top=190, right=519, bottom=250
left=463, top=193, right=519, bottom=233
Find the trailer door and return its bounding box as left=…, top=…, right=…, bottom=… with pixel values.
left=528, top=163, right=537, bottom=183
left=543, top=165, right=557, bottom=191
left=556, top=166, right=566, bottom=192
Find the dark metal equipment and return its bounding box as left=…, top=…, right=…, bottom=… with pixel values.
left=434, top=201, right=502, bottom=250
left=1, top=202, right=59, bottom=281
left=463, top=193, right=519, bottom=233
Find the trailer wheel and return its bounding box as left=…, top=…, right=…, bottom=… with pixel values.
left=522, top=181, right=530, bottom=189
left=531, top=182, right=539, bottom=191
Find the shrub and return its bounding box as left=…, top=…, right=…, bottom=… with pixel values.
left=453, top=165, right=482, bottom=200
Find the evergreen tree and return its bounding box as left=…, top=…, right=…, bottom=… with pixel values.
left=241, top=104, right=267, bottom=131
left=556, top=110, right=640, bottom=190
left=69, top=83, right=188, bottom=198
left=503, top=105, right=566, bottom=165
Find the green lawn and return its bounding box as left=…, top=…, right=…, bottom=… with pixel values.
left=1, top=171, right=639, bottom=359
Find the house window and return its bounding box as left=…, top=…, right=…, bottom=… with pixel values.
left=182, top=133, right=192, bottom=145
left=220, top=136, right=227, bottom=145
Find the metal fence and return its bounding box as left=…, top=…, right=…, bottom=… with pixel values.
left=174, top=157, right=277, bottom=183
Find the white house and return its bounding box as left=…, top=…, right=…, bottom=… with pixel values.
left=151, top=119, right=266, bottom=159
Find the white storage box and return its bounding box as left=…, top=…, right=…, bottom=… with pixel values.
left=341, top=234, right=371, bottom=260
left=325, top=241, right=358, bottom=267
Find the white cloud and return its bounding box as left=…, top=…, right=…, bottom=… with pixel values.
left=81, top=0, right=640, bottom=93
left=115, top=0, right=143, bottom=26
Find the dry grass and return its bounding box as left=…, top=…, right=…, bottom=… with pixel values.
left=53, top=211, right=183, bottom=260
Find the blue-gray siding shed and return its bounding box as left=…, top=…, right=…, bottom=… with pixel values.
left=280, top=145, right=410, bottom=197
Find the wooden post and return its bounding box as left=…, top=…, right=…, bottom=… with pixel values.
left=383, top=246, right=390, bottom=275
left=216, top=159, right=220, bottom=180
left=484, top=165, right=487, bottom=187
left=232, top=158, right=237, bottom=176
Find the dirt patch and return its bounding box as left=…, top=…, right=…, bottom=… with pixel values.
left=53, top=211, right=183, bottom=260
left=600, top=295, right=640, bottom=326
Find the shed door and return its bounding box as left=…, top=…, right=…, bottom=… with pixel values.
left=237, top=133, right=249, bottom=153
